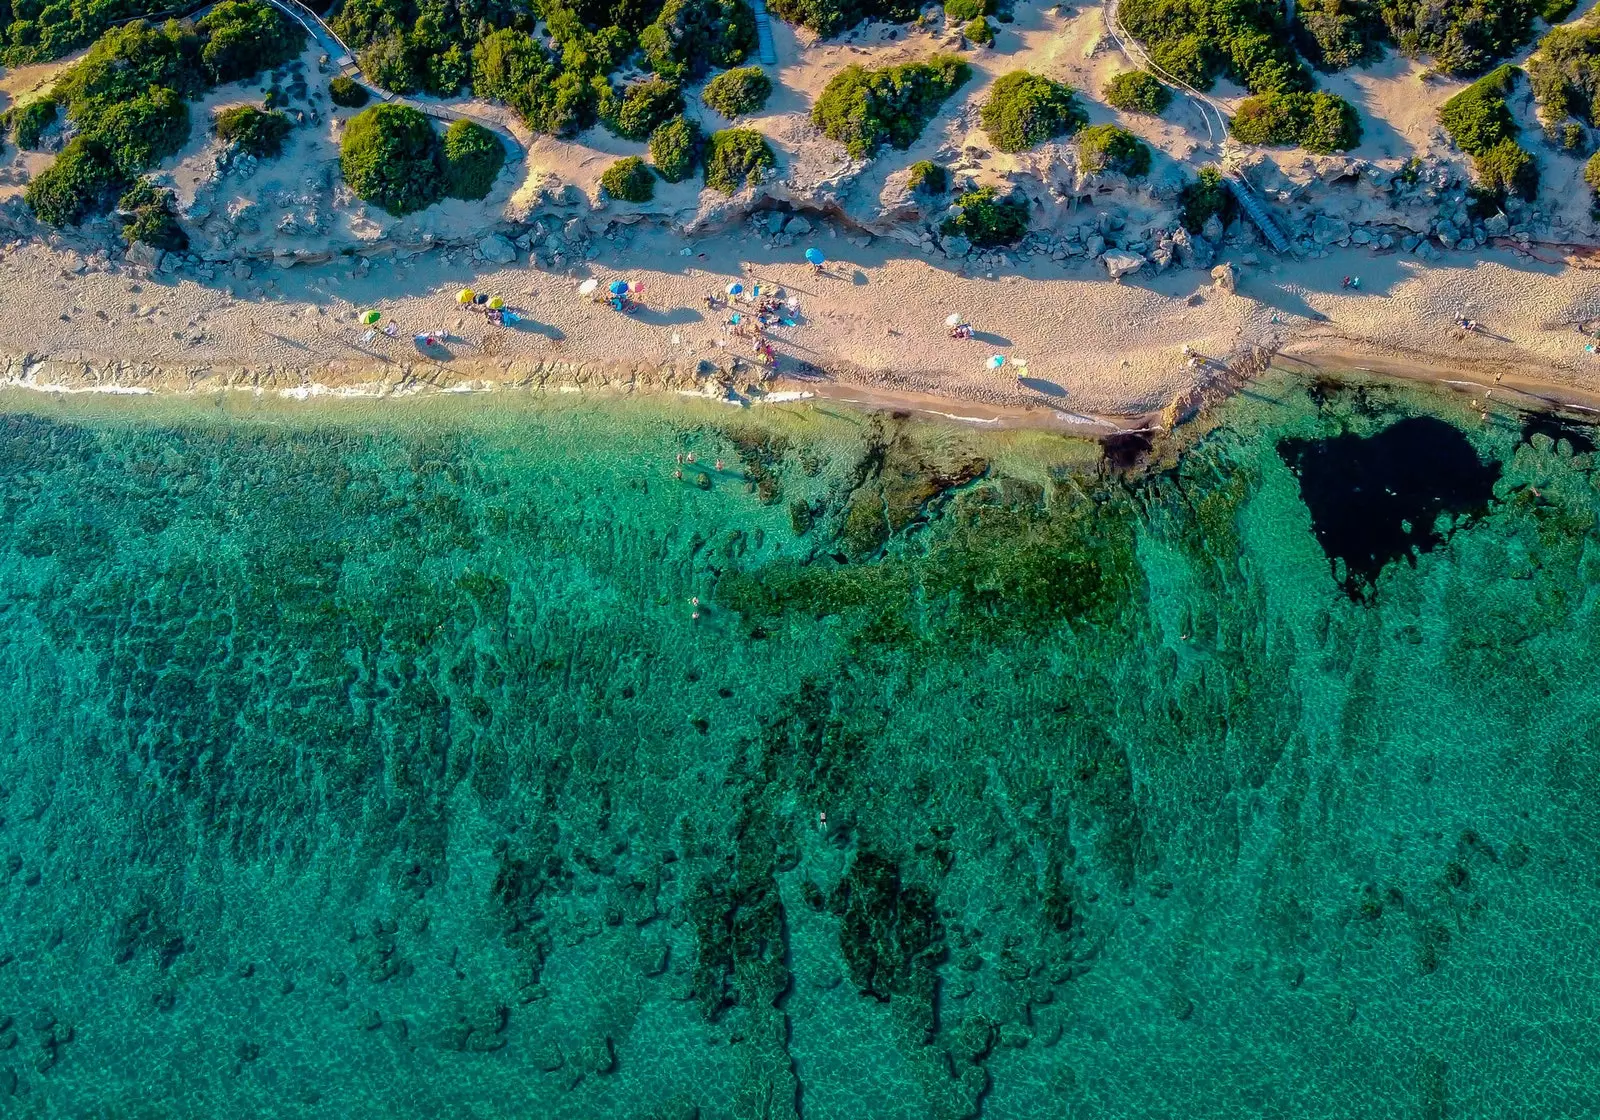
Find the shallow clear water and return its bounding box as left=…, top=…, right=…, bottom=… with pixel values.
left=0, top=376, right=1598, bottom=1118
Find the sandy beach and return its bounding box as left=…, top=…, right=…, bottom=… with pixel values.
left=6, top=221, right=1600, bottom=430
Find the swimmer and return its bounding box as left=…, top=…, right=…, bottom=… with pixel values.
left=673, top=468, right=682, bottom=480
left=714, top=459, right=724, bottom=471
left=686, top=453, right=696, bottom=463
left=690, top=596, right=699, bottom=606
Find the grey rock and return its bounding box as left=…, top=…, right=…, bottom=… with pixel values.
left=1173, top=227, right=1213, bottom=270
left=767, top=211, right=786, bottom=235
left=1085, top=233, right=1106, bottom=257
left=784, top=215, right=812, bottom=236
left=1377, top=233, right=1394, bottom=250
left=1102, top=250, right=1145, bottom=280
left=478, top=234, right=517, bottom=264
left=1402, top=234, right=1420, bottom=252
left=1483, top=211, right=1509, bottom=236
left=124, top=242, right=165, bottom=270
left=1434, top=219, right=1459, bottom=248
left=940, top=234, right=971, bottom=258
left=1350, top=227, right=1372, bottom=245
left=1210, top=262, right=1237, bottom=293
left=1311, top=214, right=1351, bottom=245
left=1201, top=213, right=1224, bottom=242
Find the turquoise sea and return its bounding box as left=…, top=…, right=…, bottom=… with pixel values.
left=1, top=373, right=1598, bottom=1118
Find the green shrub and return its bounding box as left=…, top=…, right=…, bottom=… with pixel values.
left=329, top=76, right=370, bottom=108
left=1528, top=22, right=1600, bottom=130
left=703, top=66, right=772, bottom=117
left=1439, top=64, right=1519, bottom=154
left=471, top=27, right=606, bottom=137
left=906, top=159, right=947, bottom=192
left=1379, top=0, right=1538, bottom=77
left=12, top=98, right=58, bottom=149
left=979, top=71, right=1086, bottom=153
left=603, top=78, right=685, bottom=140
left=1076, top=123, right=1152, bottom=175
left=768, top=0, right=921, bottom=37
left=1586, top=149, right=1600, bottom=192
left=53, top=20, right=208, bottom=112
left=215, top=105, right=292, bottom=158
left=812, top=55, right=971, bottom=157
left=1293, top=0, right=1381, bottom=70
left=2, top=0, right=181, bottom=66
left=1179, top=164, right=1230, bottom=232
left=1102, top=70, right=1171, bottom=114
left=195, top=0, right=303, bottom=85
left=25, top=137, right=123, bottom=225
left=940, top=185, right=1028, bottom=245
left=93, top=88, right=192, bottom=175
left=944, top=0, right=989, bottom=18
left=640, top=0, right=756, bottom=82
left=601, top=154, right=656, bottom=200
left=1119, top=0, right=1309, bottom=92
left=339, top=104, right=444, bottom=215
left=649, top=114, right=702, bottom=180
left=1542, top=0, right=1577, bottom=19
left=117, top=178, right=187, bottom=250
left=1229, top=90, right=1362, bottom=152
left=441, top=119, right=505, bottom=199
left=1472, top=137, right=1538, bottom=198
left=704, top=127, right=775, bottom=192
left=965, top=16, right=994, bottom=43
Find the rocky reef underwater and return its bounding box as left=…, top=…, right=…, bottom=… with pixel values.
left=0, top=374, right=1599, bottom=1118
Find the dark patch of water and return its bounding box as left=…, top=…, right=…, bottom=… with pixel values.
left=1279, top=416, right=1501, bottom=596
left=1520, top=414, right=1597, bottom=456
left=1102, top=431, right=1152, bottom=471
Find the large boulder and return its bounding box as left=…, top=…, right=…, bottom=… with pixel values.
left=1103, top=250, right=1145, bottom=280
left=1210, top=262, right=1237, bottom=293
left=479, top=234, right=517, bottom=264
left=1173, top=226, right=1213, bottom=270
left=940, top=234, right=971, bottom=259
left=1311, top=214, right=1351, bottom=245
left=124, top=242, right=165, bottom=270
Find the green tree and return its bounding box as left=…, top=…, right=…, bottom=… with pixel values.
left=215, top=105, right=293, bottom=158
left=11, top=97, right=58, bottom=148
left=118, top=178, right=188, bottom=250
left=1229, top=90, right=1362, bottom=152
left=940, top=185, right=1028, bottom=245
left=602, top=78, right=685, bottom=140
left=1077, top=124, right=1152, bottom=175
left=640, top=0, right=756, bottom=82
left=25, top=137, right=123, bottom=226
left=649, top=114, right=702, bottom=181
left=703, top=66, right=772, bottom=117
left=195, top=0, right=303, bottom=85
left=441, top=119, right=505, bottom=199
left=339, top=104, right=444, bottom=215
left=704, top=127, right=774, bottom=192
left=601, top=154, right=656, bottom=200
left=329, top=77, right=370, bottom=108
left=812, top=54, right=971, bottom=157
left=1102, top=70, right=1171, bottom=114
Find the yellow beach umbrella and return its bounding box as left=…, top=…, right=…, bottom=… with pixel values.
left=456, top=288, right=476, bottom=305
left=487, top=296, right=504, bottom=310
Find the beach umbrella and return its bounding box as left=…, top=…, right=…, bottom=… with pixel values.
left=629, top=281, right=646, bottom=294
left=456, top=288, right=475, bottom=305
left=945, top=313, right=964, bottom=327
left=987, top=354, right=1005, bottom=370
left=360, top=309, right=381, bottom=325
left=804, top=247, right=824, bottom=266
left=578, top=278, right=598, bottom=297
left=609, top=280, right=629, bottom=296
left=727, top=282, right=743, bottom=296
left=487, top=296, right=504, bottom=310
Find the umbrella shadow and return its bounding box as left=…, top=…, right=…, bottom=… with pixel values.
left=634, top=306, right=704, bottom=327
left=972, top=330, right=1011, bottom=346
left=1018, top=375, right=1067, bottom=398
left=511, top=319, right=565, bottom=342
left=415, top=339, right=455, bottom=359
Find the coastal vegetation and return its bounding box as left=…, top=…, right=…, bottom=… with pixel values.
left=812, top=55, right=972, bottom=158
left=117, top=178, right=187, bottom=250
left=1179, top=164, right=1230, bottom=232
left=767, top=0, right=919, bottom=36
left=1438, top=65, right=1539, bottom=200
left=1103, top=70, right=1171, bottom=115
left=329, top=76, right=371, bottom=108
left=941, top=185, right=1028, bottom=245
left=965, top=16, right=995, bottom=44
left=22, top=4, right=302, bottom=226
left=601, top=155, right=656, bottom=200
left=441, top=119, right=506, bottom=200
left=650, top=114, right=702, bottom=181
left=704, top=127, right=774, bottom=192
left=1077, top=124, right=1152, bottom=176
left=641, top=0, right=756, bottom=81
left=215, top=105, right=293, bottom=159
left=1229, top=90, right=1362, bottom=152
left=703, top=66, right=773, bottom=117
left=980, top=71, right=1086, bottom=152
left=906, top=159, right=947, bottom=193
left=602, top=77, right=685, bottom=140
left=1527, top=19, right=1600, bottom=141
left=1118, top=0, right=1308, bottom=93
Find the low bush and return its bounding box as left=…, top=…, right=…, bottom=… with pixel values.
left=601, top=155, right=656, bottom=201
left=1119, top=0, right=1309, bottom=93
left=940, top=185, right=1028, bottom=245
left=1528, top=21, right=1600, bottom=130
left=117, top=178, right=187, bottom=250
left=603, top=78, right=685, bottom=140
left=650, top=114, right=703, bottom=181
left=1439, top=64, right=1520, bottom=154
left=1586, top=149, right=1600, bottom=192
left=1229, top=90, right=1362, bottom=152
left=471, top=27, right=609, bottom=138
left=195, top=0, right=304, bottom=85
left=339, top=103, right=444, bottom=215
left=703, top=66, right=772, bottom=117
left=1076, top=124, right=1152, bottom=175
left=640, top=0, right=757, bottom=82
left=965, top=16, right=995, bottom=44
left=1179, top=164, right=1230, bottom=232
left=768, top=0, right=921, bottom=37
left=979, top=71, right=1085, bottom=153
left=93, top=88, right=192, bottom=175
left=441, top=119, right=505, bottom=199
left=944, top=0, right=990, bottom=18
left=906, top=159, right=946, bottom=192
left=24, top=137, right=123, bottom=226
left=215, top=105, right=292, bottom=158
left=12, top=98, right=59, bottom=149
left=704, top=127, right=775, bottom=192
left=1379, top=0, right=1538, bottom=77
left=1472, top=137, right=1538, bottom=198
left=812, top=55, right=971, bottom=157
left=329, top=77, right=370, bottom=108
left=1102, top=70, right=1171, bottom=114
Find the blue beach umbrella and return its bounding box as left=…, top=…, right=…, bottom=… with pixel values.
left=609, top=280, right=628, bottom=295
left=727, top=282, right=743, bottom=296
left=805, top=247, right=825, bottom=266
